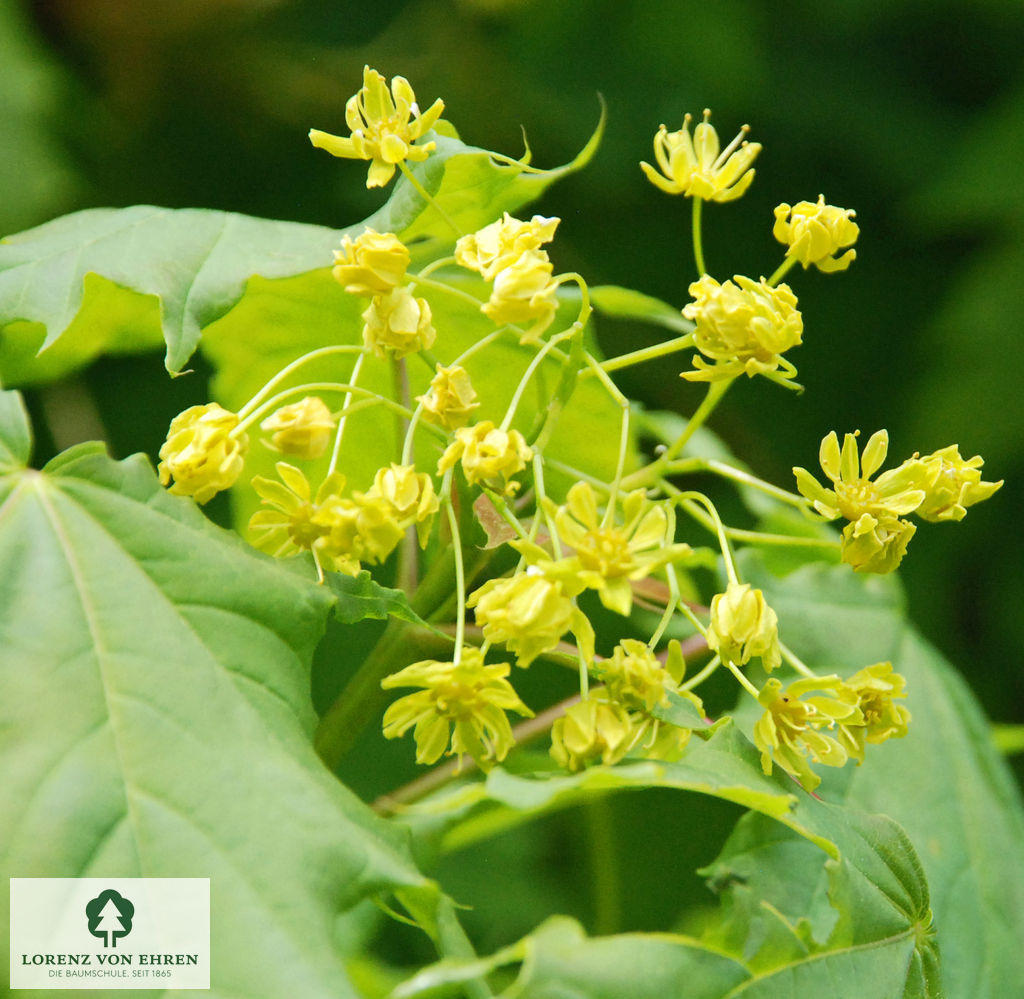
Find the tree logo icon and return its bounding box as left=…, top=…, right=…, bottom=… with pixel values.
left=85, top=889, right=135, bottom=948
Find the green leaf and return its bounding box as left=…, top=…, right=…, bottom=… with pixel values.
left=0, top=388, right=31, bottom=470
left=327, top=570, right=443, bottom=634
left=0, top=121, right=602, bottom=385
left=364, top=107, right=604, bottom=244
left=395, top=916, right=750, bottom=999
left=0, top=405, right=463, bottom=998
left=740, top=553, right=1024, bottom=999
left=590, top=284, right=693, bottom=333
left=399, top=755, right=938, bottom=997
left=0, top=206, right=340, bottom=377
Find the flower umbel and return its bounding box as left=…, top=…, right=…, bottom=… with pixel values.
left=706, top=581, right=782, bottom=671
left=682, top=274, right=803, bottom=383
left=640, top=109, right=761, bottom=202
left=332, top=229, right=410, bottom=296
left=260, top=396, right=336, bottom=460
left=381, top=648, right=532, bottom=768
left=309, top=66, right=444, bottom=188
left=773, top=195, right=859, bottom=273
left=158, top=403, right=248, bottom=504
left=753, top=676, right=861, bottom=791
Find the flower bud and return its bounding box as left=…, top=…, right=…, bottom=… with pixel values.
left=260, top=396, right=335, bottom=459
left=706, top=581, right=781, bottom=671
left=417, top=364, right=480, bottom=430
left=332, top=229, right=410, bottom=296
left=158, top=403, right=248, bottom=505
left=773, top=195, right=859, bottom=273
left=437, top=420, right=532, bottom=495
left=362, top=285, right=436, bottom=359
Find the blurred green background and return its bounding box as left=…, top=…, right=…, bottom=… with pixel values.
left=2, top=0, right=1021, bottom=947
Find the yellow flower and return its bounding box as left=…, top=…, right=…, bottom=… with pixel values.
left=836, top=662, right=911, bottom=763
left=773, top=195, right=859, bottom=273
left=482, top=250, right=560, bottom=342
left=640, top=109, right=761, bottom=202
left=468, top=569, right=579, bottom=667
left=362, top=285, right=437, bottom=359
left=706, top=581, right=782, bottom=671
left=309, top=66, right=444, bottom=188
left=793, top=430, right=934, bottom=524
left=158, top=403, right=248, bottom=504
left=549, top=482, right=690, bottom=615
left=381, top=648, right=532, bottom=768
left=259, top=396, right=336, bottom=460
left=916, top=445, right=1003, bottom=523
left=682, top=275, right=803, bottom=383
left=550, top=697, right=635, bottom=772
left=364, top=463, right=439, bottom=547
left=753, top=676, right=862, bottom=791
left=840, top=514, right=916, bottom=574
left=599, top=639, right=684, bottom=712
left=437, top=420, right=533, bottom=495
left=332, top=229, right=410, bottom=296
left=417, top=364, right=480, bottom=431
left=311, top=492, right=405, bottom=576
left=248, top=461, right=344, bottom=558
left=455, top=213, right=560, bottom=281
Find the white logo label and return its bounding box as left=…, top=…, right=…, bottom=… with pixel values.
left=10, top=878, right=210, bottom=990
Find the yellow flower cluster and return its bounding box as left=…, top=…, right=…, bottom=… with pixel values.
left=753, top=663, right=910, bottom=791
left=309, top=66, right=444, bottom=188
left=682, top=274, right=803, bottom=383
left=456, top=213, right=561, bottom=342
left=794, top=430, right=1002, bottom=573
left=249, top=461, right=437, bottom=576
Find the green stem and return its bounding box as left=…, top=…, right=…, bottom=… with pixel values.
left=327, top=353, right=366, bottom=476
left=779, top=641, right=818, bottom=679
left=398, top=160, right=462, bottom=237
left=237, top=345, right=367, bottom=420
left=499, top=328, right=576, bottom=433
left=584, top=796, right=621, bottom=935
left=680, top=654, right=721, bottom=693
left=586, top=333, right=695, bottom=377
left=664, top=485, right=738, bottom=584
left=767, top=255, right=799, bottom=287
left=445, top=499, right=467, bottom=661
left=692, top=196, right=707, bottom=277
left=724, top=658, right=762, bottom=701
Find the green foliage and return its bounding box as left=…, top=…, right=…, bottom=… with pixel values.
left=0, top=52, right=1017, bottom=999
left=0, top=388, right=467, bottom=998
